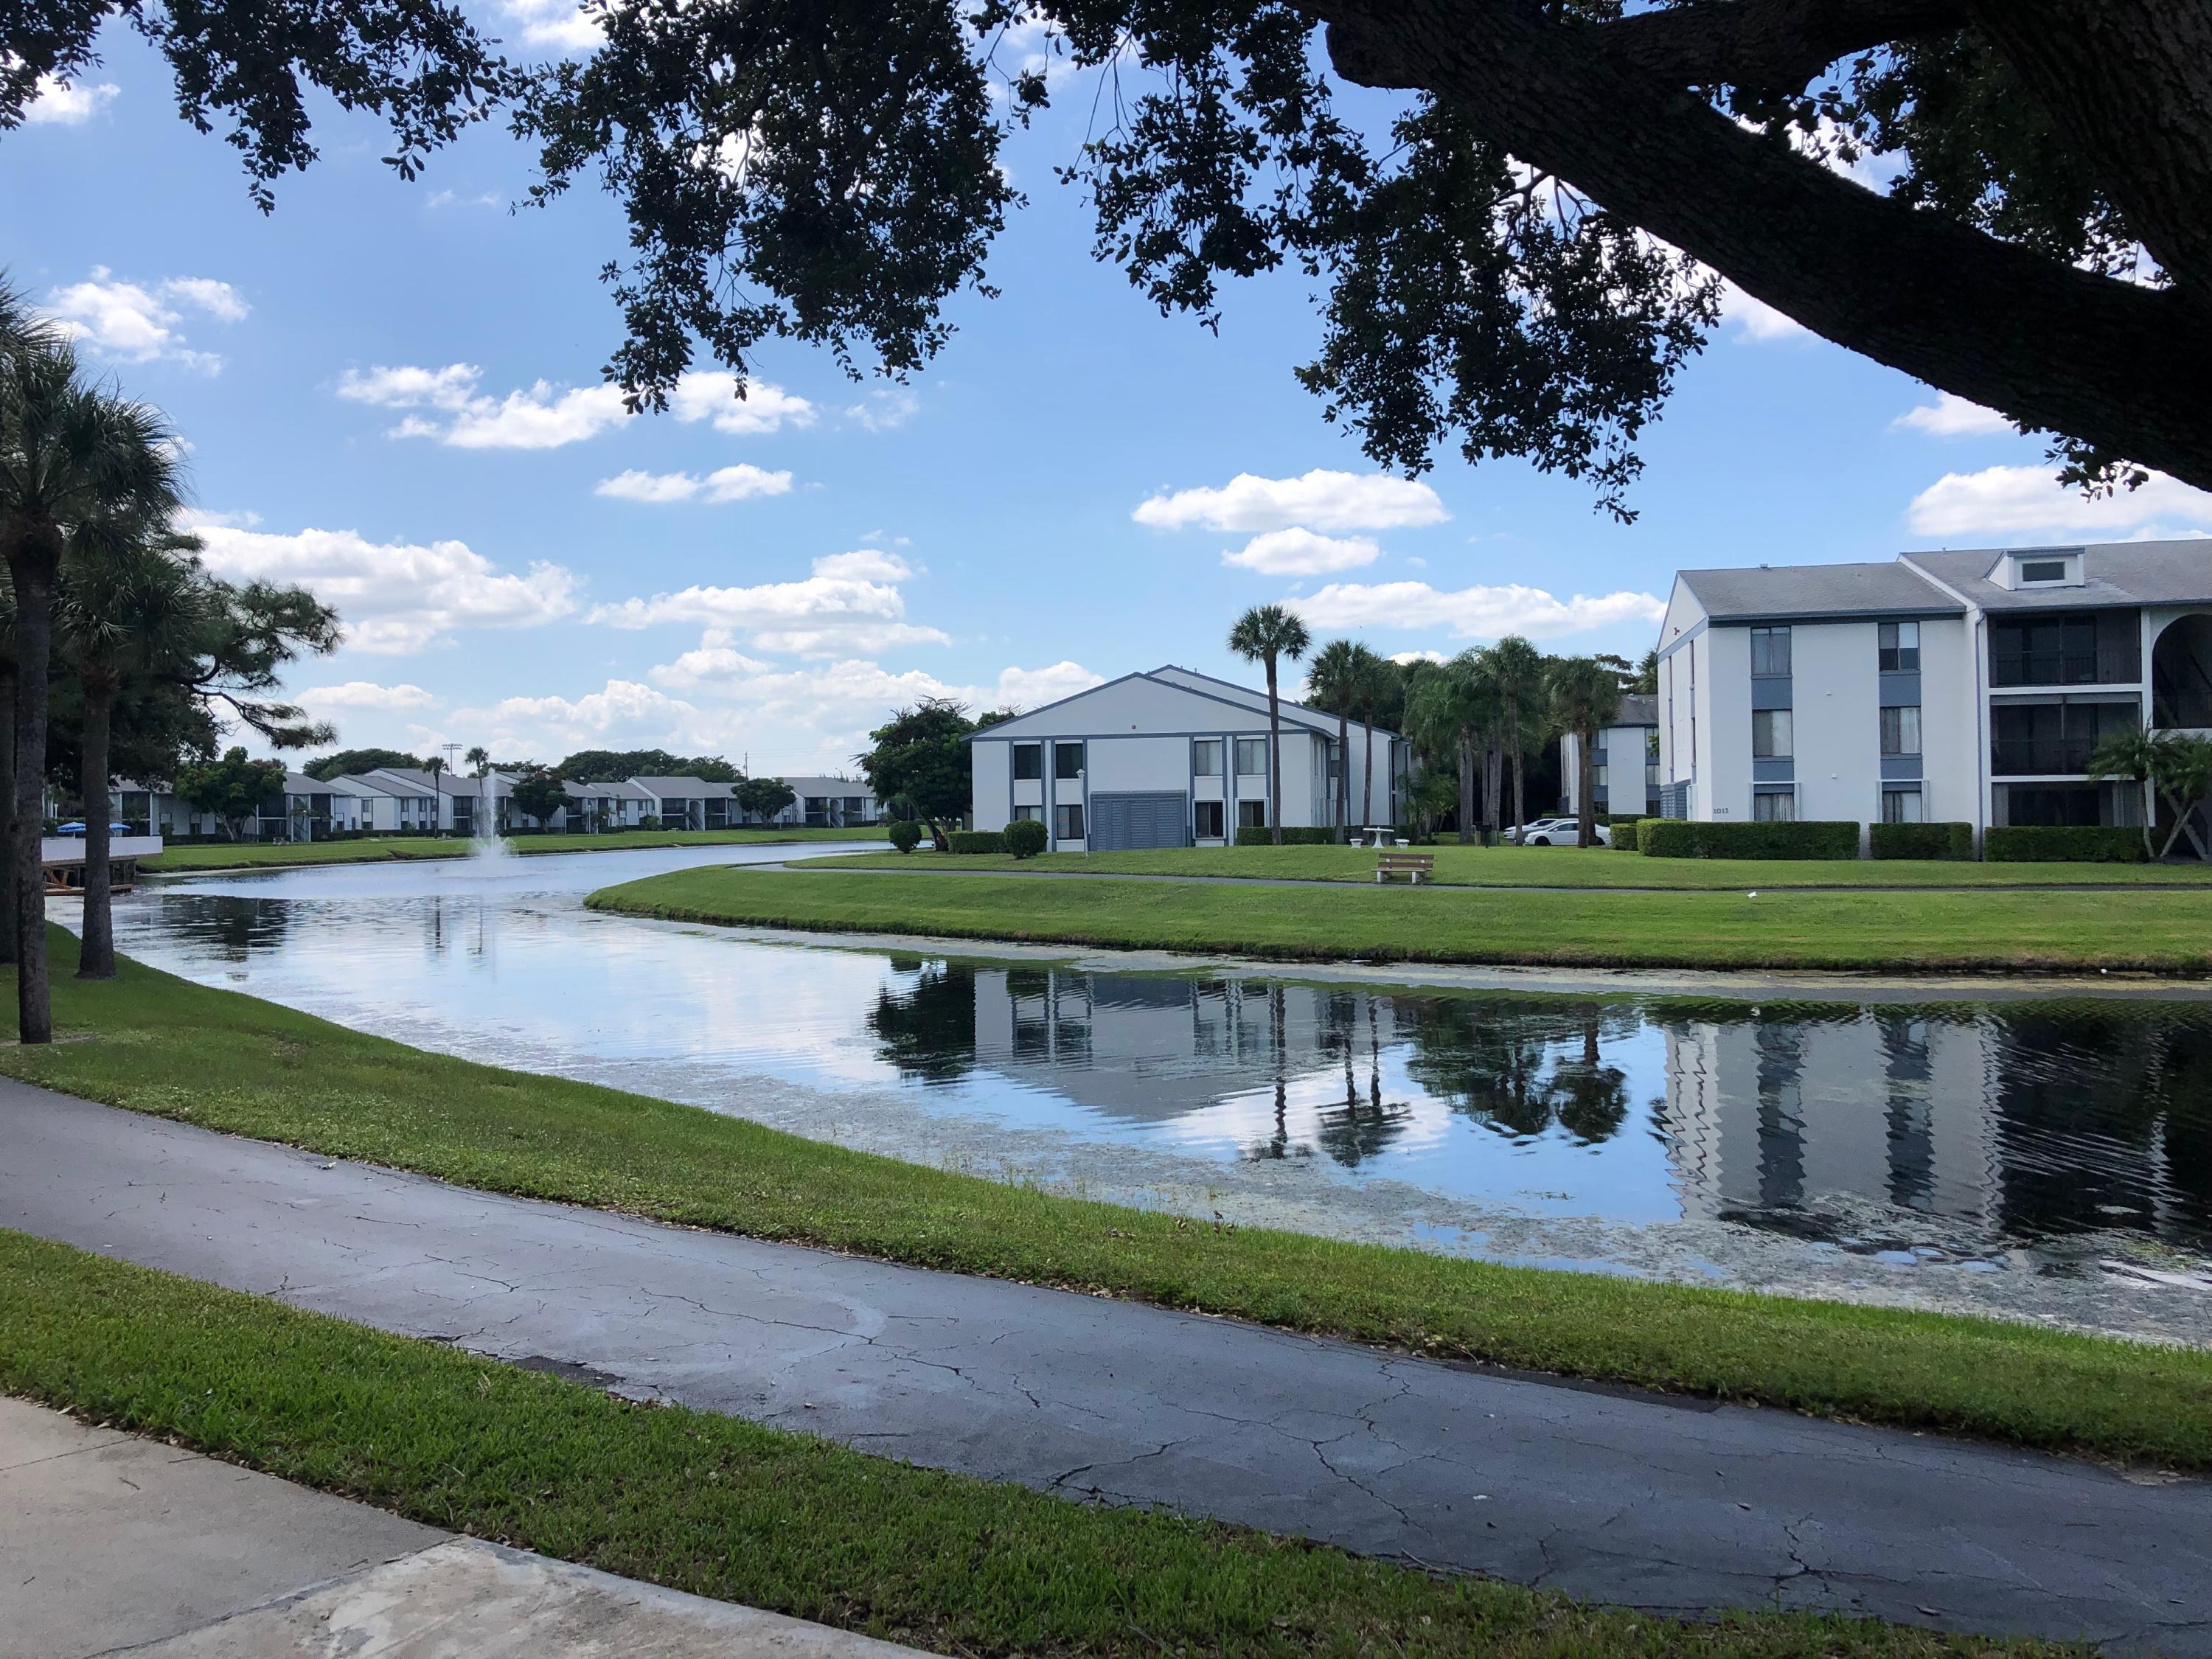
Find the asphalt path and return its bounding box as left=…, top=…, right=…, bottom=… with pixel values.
left=5, top=1082, right=2208, bottom=1654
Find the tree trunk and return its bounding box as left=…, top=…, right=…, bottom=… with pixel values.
left=1455, top=730, right=1475, bottom=844
left=1360, top=705, right=1377, bottom=829
left=1266, top=661, right=1284, bottom=846
left=1507, top=711, right=1526, bottom=836
left=1486, top=742, right=1503, bottom=838
left=1335, top=708, right=1349, bottom=836
left=0, top=662, right=16, bottom=968
left=77, top=673, right=116, bottom=980
left=1319, top=0, right=2212, bottom=490
left=1577, top=726, right=1599, bottom=848
left=6, top=532, right=58, bottom=1043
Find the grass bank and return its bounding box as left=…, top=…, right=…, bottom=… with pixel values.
left=591, top=865, right=2212, bottom=973
left=6, top=928, right=2210, bottom=1469
left=0, top=1234, right=2063, bottom=1659
left=145, top=825, right=883, bottom=872
left=813, top=844, right=2212, bottom=889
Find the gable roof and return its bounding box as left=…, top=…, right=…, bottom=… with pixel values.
left=1903, top=539, right=2212, bottom=611
left=1676, top=562, right=1962, bottom=623
left=630, top=775, right=735, bottom=798
left=964, top=665, right=1400, bottom=742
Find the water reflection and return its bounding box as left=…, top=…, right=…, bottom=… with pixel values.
left=101, top=858, right=2212, bottom=1262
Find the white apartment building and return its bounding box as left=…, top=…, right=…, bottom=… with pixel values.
left=965, top=666, right=1402, bottom=852
left=1559, top=693, right=1659, bottom=819
left=1654, top=539, right=2212, bottom=841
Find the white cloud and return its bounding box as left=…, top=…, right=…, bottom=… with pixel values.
left=44, top=269, right=247, bottom=371
left=1133, top=469, right=1449, bottom=534
left=811, top=549, right=912, bottom=580
left=425, top=188, right=504, bottom=211
left=1289, top=580, right=1666, bottom=641
left=493, top=0, right=604, bottom=51
left=1892, top=392, right=2012, bottom=439
left=296, top=681, right=439, bottom=713
left=667, top=372, right=818, bottom=436
left=184, top=515, right=580, bottom=653
left=454, top=681, right=714, bottom=758
left=1906, top=466, right=2212, bottom=538
left=1221, top=528, right=1381, bottom=576
left=1720, top=282, right=1812, bottom=345
left=845, top=389, right=919, bottom=432
left=1389, top=650, right=1448, bottom=666
left=594, top=465, right=794, bottom=504
left=24, top=75, right=119, bottom=125
left=592, top=554, right=947, bottom=657
left=992, top=661, right=1103, bottom=710
left=342, top=362, right=815, bottom=449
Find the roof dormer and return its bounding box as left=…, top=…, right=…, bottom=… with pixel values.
left=1991, top=547, right=2084, bottom=591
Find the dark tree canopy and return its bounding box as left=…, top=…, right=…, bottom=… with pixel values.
left=304, top=746, right=425, bottom=781
left=13, top=0, right=2209, bottom=509
left=554, top=747, right=740, bottom=782
left=856, top=697, right=977, bottom=847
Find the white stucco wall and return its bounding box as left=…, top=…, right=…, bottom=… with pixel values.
left=1919, top=616, right=1978, bottom=826
left=1790, top=621, right=1882, bottom=830
left=971, top=738, right=1012, bottom=832
left=1700, top=627, right=1749, bottom=821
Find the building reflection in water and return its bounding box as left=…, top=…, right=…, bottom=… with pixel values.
left=872, top=962, right=2212, bottom=1249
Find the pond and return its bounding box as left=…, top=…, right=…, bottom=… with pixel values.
left=79, top=844, right=2212, bottom=1343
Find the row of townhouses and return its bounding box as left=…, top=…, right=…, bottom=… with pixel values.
left=111, top=770, right=880, bottom=841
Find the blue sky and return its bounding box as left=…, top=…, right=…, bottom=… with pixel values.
left=9, top=18, right=2211, bottom=773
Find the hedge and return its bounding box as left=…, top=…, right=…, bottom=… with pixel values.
left=886, top=819, right=922, bottom=854
left=1868, top=821, right=1974, bottom=860
left=1983, top=824, right=2149, bottom=863
left=1610, top=820, right=1640, bottom=852
left=1640, top=819, right=1863, bottom=860
left=947, top=830, right=1006, bottom=855
left=1234, top=826, right=1346, bottom=846
left=1004, top=818, right=1048, bottom=858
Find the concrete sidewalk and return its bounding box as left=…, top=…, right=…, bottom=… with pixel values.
left=0, top=1394, right=919, bottom=1658
left=5, top=1082, right=2211, bottom=1655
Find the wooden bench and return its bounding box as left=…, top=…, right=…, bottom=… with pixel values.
left=1376, top=852, right=1435, bottom=886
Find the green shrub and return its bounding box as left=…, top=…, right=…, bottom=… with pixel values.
left=1868, top=821, right=1973, bottom=860
left=1610, top=820, right=1640, bottom=852
left=886, top=819, right=922, bottom=854
left=1004, top=818, right=1048, bottom=858
left=1640, top=819, right=1862, bottom=860
left=1234, top=825, right=1343, bottom=846
left=947, top=830, right=1006, bottom=855
left=1983, top=824, right=2148, bottom=863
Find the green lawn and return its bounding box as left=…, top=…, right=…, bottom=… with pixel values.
left=6, top=928, right=2209, bottom=1470
left=145, top=825, right=885, bottom=872
left=811, top=843, right=2212, bottom=889
left=592, top=864, right=2212, bottom=973
left=0, top=1234, right=2065, bottom=1659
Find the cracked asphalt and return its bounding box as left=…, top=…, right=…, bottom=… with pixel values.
left=5, top=1081, right=2208, bottom=1654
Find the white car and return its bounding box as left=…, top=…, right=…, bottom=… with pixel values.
left=1512, top=816, right=1610, bottom=847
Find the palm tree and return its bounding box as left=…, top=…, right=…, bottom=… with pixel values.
left=424, top=754, right=446, bottom=835
left=1304, top=639, right=1362, bottom=832
left=1548, top=655, right=1624, bottom=849
left=1410, top=650, right=1503, bottom=844
left=1350, top=646, right=1394, bottom=830
left=1227, top=604, right=1310, bottom=846
left=465, top=744, right=493, bottom=836
left=2090, top=728, right=2212, bottom=860
left=1486, top=634, right=1547, bottom=835
left=0, top=325, right=181, bottom=1040
left=60, top=521, right=205, bottom=978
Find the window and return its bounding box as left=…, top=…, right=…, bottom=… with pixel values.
left=1012, top=742, right=1042, bottom=781
left=1054, top=803, right=1085, bottom=841
left=2019, top=558, right=2068, bottom=584
left=1012, top=805, right=1043, bottom=824
left=1595, top=765, right=1610, bottom=788
left=1194, top=800, right=1225, bottom=840
left=1878, top=621, right=1921, bottom=672
left=1192, top=739, right=1222, bottom=776
left=1054, top=742, right=1084, bottom=780
left=1751, top=708, right=1793, bottom=758
left=1879, top=704, right=1922, bottom=757
left=1882, top=787, right=1924, bottom=824
left=1753, top=788, right=1797, bottom=822
left=1237, top=799, right=1267, bottom=830
left=1235, top=737, right=1268, bottom=776
left=1750, top=626, right=1792, bottom=677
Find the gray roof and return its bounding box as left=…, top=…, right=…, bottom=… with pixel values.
left=630, top=776, right=735, bottom=799
left=1903, top=539, right=2212, bottom=611
left=354, top=768, right=441, bottom=796
left=1615, top=693, right=1658, bottom=727
left=1677, top=562, right=1961, bottom=622
left=779, top=776, right=874, bottom=797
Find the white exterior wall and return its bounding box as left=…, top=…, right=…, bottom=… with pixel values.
left=1700, top=626, right=1750, bottom=821
left=971, top=740, right=1012, bottom=833
left=1919, top=616, right=1978, bottom=827
left=1790, top=621, right=1882, bottom=832
left=1088, top=735, right=1186, bottom=793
